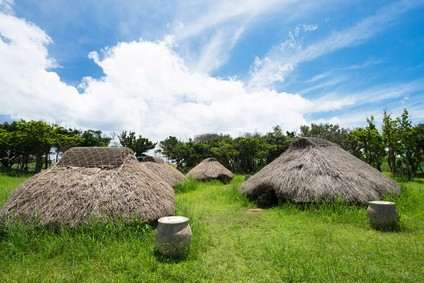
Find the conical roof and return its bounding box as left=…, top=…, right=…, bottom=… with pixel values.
left=0, top=147, right=175, bottom=227
left=143, top=162, right=188, bottom=187
left=187, top=158, right=234, bottom=184
left=239, top=137, right=401, bottom=207
left=143, top=156, right=165, bottom=164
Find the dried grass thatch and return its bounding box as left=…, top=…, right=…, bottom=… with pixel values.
left=143, top=156, right=165, bottom=164
left=240, top=137, right=401, bottom=207
left=143, top=162, right=188, bottom=187
left=58, top=147, right=134, bottom=168
left=187, top=158, right=234, bottom=184
left=0, top=147, right=175, bottom=227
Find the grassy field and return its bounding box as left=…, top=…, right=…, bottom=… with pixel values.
left=0, top=174, right=423, bottom=282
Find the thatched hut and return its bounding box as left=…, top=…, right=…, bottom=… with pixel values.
left=143, top=155, right=165, bottom=164
left=187, top=158, right=234, bottom=184
left=0, top=147, right=175, bottom=227
left=239, top=137, right=401, bottom=207
left=142, top=161, right=188, bottom=187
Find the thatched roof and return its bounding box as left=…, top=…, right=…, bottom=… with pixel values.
left=187, top=158, right=234, bottom=184
left=0, top=147, right=175, bottom=227
left=239, top=137, right=401, bottom=207
left=58, top=147, right=135, bottom=168
left=143, top=162, right=188, bottom=187
left=143, top=156, right=165, bottom=164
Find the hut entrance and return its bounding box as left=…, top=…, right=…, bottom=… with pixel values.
left=254, top=185, right=278, bottom=208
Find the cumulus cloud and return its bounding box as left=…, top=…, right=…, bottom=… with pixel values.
left=80, top=37, right=313, bottom=139
left=2, top=1, right=422, bottom=143
left=0, top=12, right=80, bottom=123
left=0, top=12, right=318, bottom=141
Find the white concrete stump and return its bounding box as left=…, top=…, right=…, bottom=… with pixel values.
left=367, top=201, right=398, bottom=230
left=156, top=216, right=192, bottom=257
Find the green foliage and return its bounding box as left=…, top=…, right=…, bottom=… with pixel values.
left=80, top=129, right=111, bottom=147
left=118, top=131, right=156, bottom=160
left=0, top=120, right=111, bottom=173
left=350, top=116, right=385, bottom=171
left=382, top=109, right=424, bottom=180
left=174, top=177, right=198, bottom=194
left=158, top=127, right=292, bottom=173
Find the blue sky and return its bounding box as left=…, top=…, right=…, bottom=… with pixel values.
left=1, top=0, right=423, bottom=141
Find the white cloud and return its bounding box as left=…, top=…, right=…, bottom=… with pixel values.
left=248, top=0, right=421, bottom=89
left=80, top=38, right=313, bottom=139
left=1, top=1, right=423, bottom=144
left=0, top=0, right=13, bottom=14
left=0, top=12, right=79, bottom=122
left=172, top=0, right=328, bottom=74
left=0, top=12, right=318, bottom=141
left=192, top=24, right=246, bottom=74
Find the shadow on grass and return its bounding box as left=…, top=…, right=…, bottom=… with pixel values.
left=153, top=248, right=190, bottom=263
left=0, top=167, right=34, bottom=177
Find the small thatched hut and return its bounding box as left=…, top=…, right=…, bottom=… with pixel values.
left=142, top=159, right=188, bottom=187
left=240, top=137, right=401, bottom=207
left=143, top=156, right=165, bottom=164
left=0, top=147, right=175, bottom=227
left=187, top=158, right=234, bottom=184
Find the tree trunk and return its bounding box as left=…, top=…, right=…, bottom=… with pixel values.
left=34, top=154, right=42, bottom=173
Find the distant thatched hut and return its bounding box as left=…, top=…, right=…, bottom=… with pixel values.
left=0, top=147, right=175, bottom=227
left=240, top=137, right=401, bottom=207
left=142, top=158, right=188, bottom=187
left=143, top=156, right=166, bottom=164
left=187, top=158, right=234, bottom=184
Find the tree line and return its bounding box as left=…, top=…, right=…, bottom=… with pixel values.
left=158, top=109, right=424, bottom=180
left=0, top=120, right=111, bottom=173
left=0, top=120, right=158, bottom=173
left=1, top=109, right=423, bottom=179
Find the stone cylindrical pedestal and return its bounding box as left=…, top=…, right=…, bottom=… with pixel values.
left=367, top=201, right=398, bottom=230
left=156, top=216, right=192, bottom=257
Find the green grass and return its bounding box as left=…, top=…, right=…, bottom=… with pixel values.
left=0, top=174, right=423, bottom=282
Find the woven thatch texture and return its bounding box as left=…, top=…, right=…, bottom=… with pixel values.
left=143, top=162, right=188, bottom=187
left=240, top=137, right=401, bottom=206
left=1, top=150, right=175, bottom=227
left=187, top=158, right=234, bottom=184
left=143, top=156, right=165, bottom=164
left=58, top=147, right=135, bottom=168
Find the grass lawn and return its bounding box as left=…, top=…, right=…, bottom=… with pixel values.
left=0, top=174, right=423, bottom=282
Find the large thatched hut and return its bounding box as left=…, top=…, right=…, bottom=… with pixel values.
left=142, top=157, right=188, bottom=187
left=187, top=158, right=234, bottom=184
left=240, top=137, right=401, bottom=207
left=0, top=147, right=175, bottom=227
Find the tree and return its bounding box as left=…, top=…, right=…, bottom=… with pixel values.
left=233, top=135, right=263, bottom=173
left=350, top=116, right=385, bottom=171
left=382, top=111, right=400, bottom=174
left=52, top=126, right=84, bottom=162
left=158, top=136, right=180, bottom=166
left=13, top=120, right=56, bottom=173
left=415, top=123, right=424, bottom=175
left=0, top=122, right=20, bottom=169
left=299, top=123, right=352, bottom=152
left=80, top=130, right=111, bottom=147
left=263, top=125, right=291, bottom=163
left=118, top=131, right=156, bottom=160
left=396, top=109, right=421, bottom=180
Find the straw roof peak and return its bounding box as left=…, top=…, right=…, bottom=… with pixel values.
left=290, top=137, right=335, bottom=149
